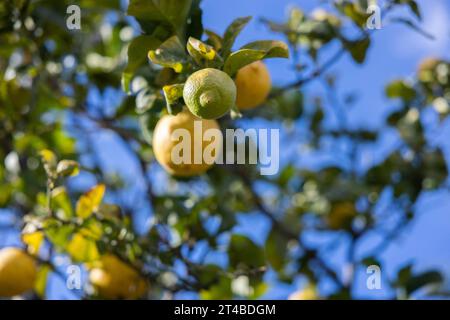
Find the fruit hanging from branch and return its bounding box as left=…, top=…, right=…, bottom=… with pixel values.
left=152, top=110, right=221, bottom=177
left=0, top=248, right=37, bottom=297
left=235, top=61, right=272, bottom=110
left=183, top=68, right=237, bottom=119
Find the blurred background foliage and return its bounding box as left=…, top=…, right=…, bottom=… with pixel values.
left=0, top=0, right=449, bottom=299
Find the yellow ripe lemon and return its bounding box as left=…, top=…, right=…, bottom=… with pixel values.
left=235, top=61, right=272, bottom=110
left=288, top=285, right=318, bottom=300
left=0, top=247, right=37, bottom=297
left=152, top=110, right=221, bottom=177
left=89, top=255, right=148, bottom=300
left=183, top=68, right=236, bottom=119
left=326, top=201, right=357, bottom=230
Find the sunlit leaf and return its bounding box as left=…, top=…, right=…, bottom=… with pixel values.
left=222, top=16, right=252, bottom=59
left=34, top=265, right=51, bottom=299
left=39, top=149, right=57, bottom=172
left=162, top=83, right=185, bottom=115
left=22, top=230, right=45, bottom=256
left=223, top=41, right=289, bottom=76
left=51, top=187, right=74, bottom=219
left=44, top=221, right=75, bottom=249
left=385, top=80, right=417, bottom=102
left=335, top=1, right=370, bottom=28
left=187, top=37, right=223, bottom=68
left=79, top=220, right=103, bottom=241
left=200, top=276, right=233, bottom=300
left=223, top=49, right=266, bottom=76
left=66, top=233, right=100, bottom=263
left=241, top=40, right=289, bottom=59
left=76, top=184, right=106, bottom=219
left=122, top=35, right=161, bottom=92
left=148, top=36, right=188, bottom=73
left=56, top=160, right=79, bottom=177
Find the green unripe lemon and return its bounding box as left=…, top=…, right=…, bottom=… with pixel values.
left=183, top=68, right=236, bottom=119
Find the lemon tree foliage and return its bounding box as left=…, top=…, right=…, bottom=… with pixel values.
left=0, top=0, right=448, bottom=300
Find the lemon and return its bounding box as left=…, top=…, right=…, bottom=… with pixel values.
left=89, top=254, right=148, bottom=299
left=235, top=61, right=272, bottom=110
left=288, top=285, right=318, bottom=300
left=326, top=201, right=357, bottom=230
left=183, top=68, right=236, bottom=119
left=0, top=247, right=37, bottom=297
left=152, top=110, right=220, bottom=177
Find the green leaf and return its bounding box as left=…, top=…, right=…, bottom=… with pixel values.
left=136, top=89, right=158, bottom=114
left=66, top=233, right=100, bottom=263
left=200, top=276, right=233, bottom=300
left=406, top=271, right=443, bottom=295
left=335, top=1, right=370, bottom=28
left=148, top=36, right=188, bottom=73
left=223, top=40, right=289, bottom=76
left=192, top=264, right=222, bottom=287
left=221, top=16, right=252, bottom=59
left=223, top=49, right=265, bottom=76
left=186, top=0, right=203, bottom=40
left=361, top=256, right=381, bottom=267
left=228, top=234, right=265, bottom=270
left=342, top=37, right=370, bottom=64
left=249, top=282, right=268, bottom=299
left=385, top=80, right=417, bottom=102
left=407, top=0, right=421, bottom=20
left=396, top=264, right=413, bottom=287
left=423, top=149, right=448, bottom=189
left=163, top=83, right=185, bottom=115
left=51, top=186, right=74, bottom=219
left=39, top=149, right=57, bottom=174
left=22, top=229, right=45, bottom=256
left=127, top=0, right=193, bottom=41
left=187, top=37, right=223, bottom=68
left=205, top=29, right=223, bottom=51
left=44, top=220, right=75, bottom=248
left=288, top=7, right=306, bottom=30
left=51, top=129, right=76, bottom=156
left=34, top=265, right=51, bottom=299
left=296, top=20, right=336, bottom=42
left=78, top=220, right=103, bottom=241
left=395, top=264, right=444, bottom=296
left=267, top=88, right=303, bottom=120
left=265, top=229, right=287, bottom=271
left=56, top=160, right=79, bottom=177
left=76, top=184, right=106, bottom=219
left=122, top=35, right=161, bottom=92
left=241, top=40, right=289, bottom=59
